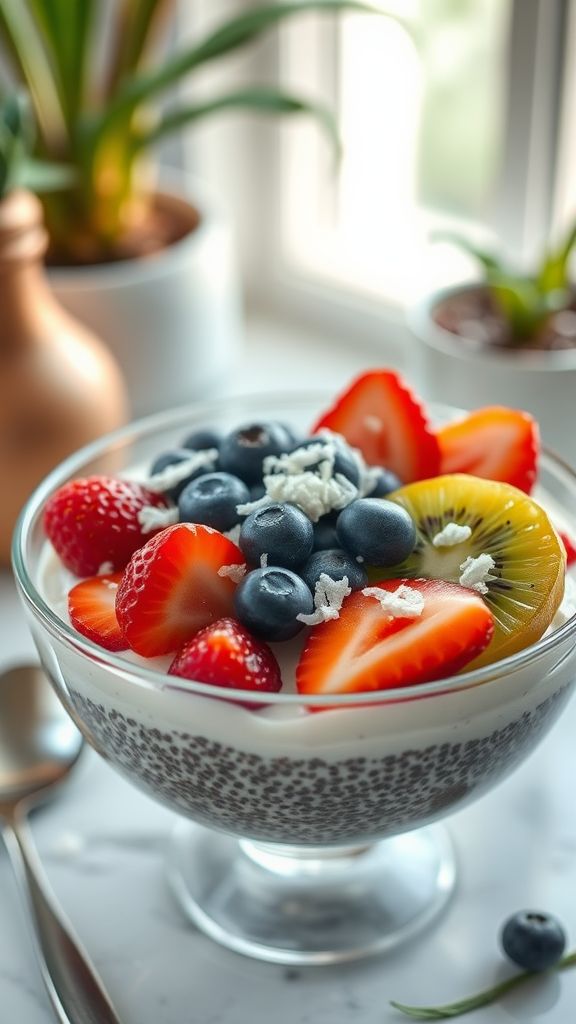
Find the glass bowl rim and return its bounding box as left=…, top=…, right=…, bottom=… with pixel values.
left=11, top=389, right=576, bottom=708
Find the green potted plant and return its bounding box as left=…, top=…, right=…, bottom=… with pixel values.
left=0, top=0, right=373, bottom=415
left=409, top=225, right=576, bottom=465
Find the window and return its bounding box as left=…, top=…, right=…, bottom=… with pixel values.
left=244, top=0, right=570, bottom=341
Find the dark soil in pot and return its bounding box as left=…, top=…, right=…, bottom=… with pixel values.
left=433, top=285, right=576, bottom=352
left=46, top=191, right=201, bottom=267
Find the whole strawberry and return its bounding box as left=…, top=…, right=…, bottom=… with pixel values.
left=169, top=617, right=282, bottom=694
left=44, top=475, right=167, bottom=576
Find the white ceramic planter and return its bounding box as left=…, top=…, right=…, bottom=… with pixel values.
left=409, top=285, right=576, bottom=468
left=49, top=178, right=242, bottom=419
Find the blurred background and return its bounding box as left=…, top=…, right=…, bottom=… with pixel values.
left=195, top=0, right=572, bottom=352
left=1, top=0, right=575, bottom=557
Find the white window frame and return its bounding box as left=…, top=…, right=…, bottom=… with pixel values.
left=185, top=0, right=572, bottom=353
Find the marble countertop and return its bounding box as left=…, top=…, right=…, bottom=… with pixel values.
left=1, top=321, right=576, bottom=1023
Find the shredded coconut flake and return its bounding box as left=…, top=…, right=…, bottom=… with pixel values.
left=362, top=584, right=425, bottom=618
left=266, top=471, right=358, bottom=522
left=297, top=573, right=352, bottom=626
left=138, top=505, right=178, bottom=534
left=459, top=553, right=497, bottom=595
left=260, top=553, right=268, bottom=568
left=314, top=427, right=378, bottom=499
left=432, top=522, right=473, bottom=548
left=217, top=563, right=247, bottom=582
left=144, top=448, right=218, bottom=493
left=97, top=561, right=114, bottom=575
left=236, top=495, right=272, bottom=517
left=223, top=524, right=242, bottom=544
left=264, top=439, right=336, bottom=479
left=236, top=434, right=368, bottom=521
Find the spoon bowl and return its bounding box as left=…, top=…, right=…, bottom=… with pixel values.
left=0, top=664, right=82, bottom=804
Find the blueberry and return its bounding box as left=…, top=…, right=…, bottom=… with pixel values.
left=219, top=422, right=293, bottom=485
left=234, top=567, right=314, bottom=641
left=178, top=472, right=250, bottom=532
left=301, top=549, right=367, bottom=593
left=336, top=498, right=416, bottom=566
left=292, top=436, right=360, bottom=487
left=149, top=448, right=214, bottom=500
left=249, top=482, right=267, bottom=502
left=501, top=911, right=566, bottom=972
left=240, top=502, right=314, bottom=570
left=278, top=422, right=301, bottom=445
left=312, top=513, right=341, bottom=551
left=181, top=428, right=222, bottom=452
left=366, top=467, right=403, bottom=497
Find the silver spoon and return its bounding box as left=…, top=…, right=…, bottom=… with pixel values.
left=0, top=664, right=123, bottom=1024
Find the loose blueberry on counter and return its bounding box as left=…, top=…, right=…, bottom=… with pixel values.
left=234, top=567, right=314, bottom=641
left=295, top=436, right=361, bottom=487
left=301, top=549, right=367, bottom=593
left=219, top=421, right=294, bottom=484
left=366, top=467, right=403, bottom=497
left=178, top=472, right=250, bottom=532
left=312, top=512, right=340, bottom=551
left=181, top=427, right=222, bottom=452
left=149, top=449, right=211, bottom=500
left=336, top=498, right=416, bottom=566
left=240, top=502, right=314, bottom=570
left=501, top=911, right=567, bottom=972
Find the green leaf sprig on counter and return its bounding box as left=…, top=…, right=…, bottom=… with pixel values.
left=390, top=949, right=576, bottom=1020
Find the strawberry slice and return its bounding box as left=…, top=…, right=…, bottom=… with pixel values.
left=116, top=523, right=246, bottom=657
left=68, top=572, right=127, bottom=652
left=311, top=370, right=440, bottom=483
left=169, top=617, right=282, bottom=694
left=436, top=407, right=539, bottom=493
left=296, top=578, right=494, bottom=695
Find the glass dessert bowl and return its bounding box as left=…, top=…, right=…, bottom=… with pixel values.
left=12, top=388, right=576, bottom=966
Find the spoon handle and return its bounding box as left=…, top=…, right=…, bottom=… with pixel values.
left=2, top=816, right=124, bottom=1024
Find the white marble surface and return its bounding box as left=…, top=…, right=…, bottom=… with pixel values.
left=2, top=320, right=576, bottom=1023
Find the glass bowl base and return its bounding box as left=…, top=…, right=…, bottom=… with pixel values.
left=166, top=821, right=457, bottom=965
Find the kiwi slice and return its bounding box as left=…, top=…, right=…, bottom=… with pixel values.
left=371, top=474, right=565, bottom=668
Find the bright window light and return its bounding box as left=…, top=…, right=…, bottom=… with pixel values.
left=279, top=0, right=513, bottom=306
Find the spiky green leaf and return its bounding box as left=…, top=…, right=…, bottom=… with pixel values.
left=432, top=231, right=505, bottom=276
left=21, top=157, right=75, bottom=193
left=94, top=1, right=379, bottom=139
left=104, top=0, right=176, bottom=97
left=0, top=0, right=67, bottom=144
left=536, top=221, right=576, bottom=294
left=136, top=84, right=340, bottom=156
left=28, top=0, right=96, bottom=129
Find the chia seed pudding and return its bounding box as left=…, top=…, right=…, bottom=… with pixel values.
left=33, top=535, right=576, bottom=844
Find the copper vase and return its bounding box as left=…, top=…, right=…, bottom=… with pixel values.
left=0, top=190, right=128, bottom=564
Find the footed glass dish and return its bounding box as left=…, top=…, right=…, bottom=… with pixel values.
left=12, top=392, right=576, bottom=965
